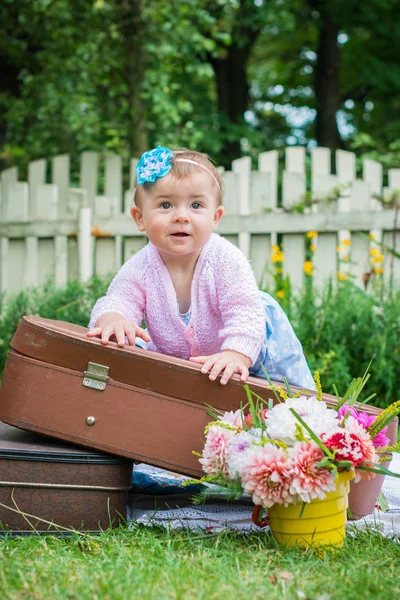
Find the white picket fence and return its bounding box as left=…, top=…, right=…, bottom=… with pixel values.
left=0, top=147, right=399, bottom=296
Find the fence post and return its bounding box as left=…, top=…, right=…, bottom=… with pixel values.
left=1, top=167, right=18, bottom=220
left=28, top=159, right=46, bottom=216
left=282, top=147, right=306, bottom=210
left=258, top=150, right=278, bottom=209
left=54, top=235, right=68, bottom=287
left=130, top=158, right=139, bottom=190
left=0, top=238, right=9, bottom=296
left=232, top=156, right=251, bottom=257
left=388, top=168, right=400, bottom=190
left=311, top=147, right=330, bottom=193
left=336, top=150, right=356, bottom=186
left=78, top=207, right=93, bottom=281
left=80, top=152, right=99, bottom=210
left=24, top=236, right=39, bottom=288
left=105, top=153, right=122, bottom=210
left=52, top=154, right=70, bottom=216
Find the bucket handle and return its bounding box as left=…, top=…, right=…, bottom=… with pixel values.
left=252, top=504, right=270, bottom=528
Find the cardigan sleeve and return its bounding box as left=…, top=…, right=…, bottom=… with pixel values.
left=214, top=240, right=266, bottom=364
left=88, top=248, right=148, bottom=329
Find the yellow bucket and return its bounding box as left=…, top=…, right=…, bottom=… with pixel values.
left=267, top=470, right=354, bottom=549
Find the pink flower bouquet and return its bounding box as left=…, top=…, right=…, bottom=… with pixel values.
left=196, top=374, right=400, bottom=513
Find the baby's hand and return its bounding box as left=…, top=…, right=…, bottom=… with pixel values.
left=189, top=350, right=252, bottom=385
left=87, top=312, right=151, bottom=347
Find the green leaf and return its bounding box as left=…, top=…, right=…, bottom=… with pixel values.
left=377, top=491, right=389, bottom=512
left=357, top=464, right=400, bottom=478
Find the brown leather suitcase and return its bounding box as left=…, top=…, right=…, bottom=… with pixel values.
left=0, top=422, right=133, bottom=533
left=0, top=316, right=397, bottom=478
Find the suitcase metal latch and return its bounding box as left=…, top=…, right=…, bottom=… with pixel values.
left=83, top=362, right=109, bottom=391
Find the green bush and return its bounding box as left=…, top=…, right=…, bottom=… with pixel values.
left=0, top=276, right=110, bottom=379
left=277, top=279, right=400, bottom=408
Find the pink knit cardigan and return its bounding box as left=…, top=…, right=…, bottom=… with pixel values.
left=89, top=233, right=266, bottom=364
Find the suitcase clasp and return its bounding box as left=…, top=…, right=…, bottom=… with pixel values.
left=83, top=362, right=109, bottom=391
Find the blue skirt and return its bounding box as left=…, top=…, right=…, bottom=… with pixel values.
left=249, top=291, right=315, bottom=391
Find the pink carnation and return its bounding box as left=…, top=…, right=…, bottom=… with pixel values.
left=199, top=425, right=236, bottom=476
left=338, top=404, right=390, bottom=448
left=240, top=445, right=296, bottom=508
left=288, top=441, right=336, bottom=502
left=324, top=417, right=377, bottom=481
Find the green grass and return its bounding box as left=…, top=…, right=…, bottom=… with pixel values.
left=0, top=525, right=399, bottom=599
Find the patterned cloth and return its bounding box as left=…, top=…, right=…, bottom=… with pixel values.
left=129, top=454, right=400, bottom=538
left=250, top=292, right=315, bottom=390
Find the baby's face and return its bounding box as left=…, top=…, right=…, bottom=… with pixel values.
left=131, top=171, right=224, bottom=261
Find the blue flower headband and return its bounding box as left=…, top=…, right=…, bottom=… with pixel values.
left=136, top=145, right=221, bottom=191
left=136, top=146, right=173, bottom=185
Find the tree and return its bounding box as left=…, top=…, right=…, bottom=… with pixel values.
left=246, top=0, right=400, bottom=164
left=115, top=0, right=148, bottom=156
left=310, top=0, right=341, bottom=151
left=1, top=0, right=399, bottom=173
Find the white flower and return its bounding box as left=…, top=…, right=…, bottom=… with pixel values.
left=265, top=396, right=339, bottom=445
left=218, top=410, right=243, bottom=429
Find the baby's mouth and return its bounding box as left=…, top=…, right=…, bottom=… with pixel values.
left=171, top=232, right=189, bottom=237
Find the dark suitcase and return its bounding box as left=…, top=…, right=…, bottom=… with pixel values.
left=0, top=316, right=397, bottom=478
left=0, top=422, right=132, bottom=533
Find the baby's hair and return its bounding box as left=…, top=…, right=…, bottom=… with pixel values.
left=134, top=148, right=223, bottom=207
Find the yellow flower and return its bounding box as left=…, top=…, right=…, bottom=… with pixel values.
left=271, top=251, right=284, bottom=263
left=310, top=245, right=317, bottom=253
left=303, top=260, right=313, bottom=276
left=369, top=233, right=377, bottom=240
left=306, top=231, right=318, bottom=239
left=374, top=267, right=384, bottom=275
left=372, top=255, right=384, bottom=264
left=336, top=245, right=342, bottom=253
left=276, top=290, right=285, bottom=299
left=341, top=256, right=350, bottom=262
left=342, top=239, right=351, bottom=246
left=370, top=248, right=380, bottom=257
left=271, top=245, right=280, bottom=253
left=337, top=272, right=348, bottom=281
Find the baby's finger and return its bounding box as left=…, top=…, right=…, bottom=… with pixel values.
left=124, top=324, right=138, bottom=346
left=100, top=326, right=113, bottom=344
left=239, top=365, right=250, bottom=382
left=112, top=322, right=128, bottom=347
left=200, top=358, right=217, bottom=376
left=208, top=360, right=226, bottom=381
left=136, top=327, right=151, bottom=342
left=219, top=363, right=237, bottom=385
left=87, top=327, right=102, bottom=338
left=189, top=356, right=207, bottom=365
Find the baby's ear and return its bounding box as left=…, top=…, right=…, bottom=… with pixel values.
left=213, top=205, right=225, bottom=229
left=131, top=206, right=145, bottom=231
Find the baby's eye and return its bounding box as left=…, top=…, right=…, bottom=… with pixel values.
left=191, top=202, right=202, bottom=209
left=160, top=202, right=171, bottom=209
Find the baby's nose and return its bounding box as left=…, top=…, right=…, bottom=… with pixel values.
left=173, top=209, right=189, bottom=222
